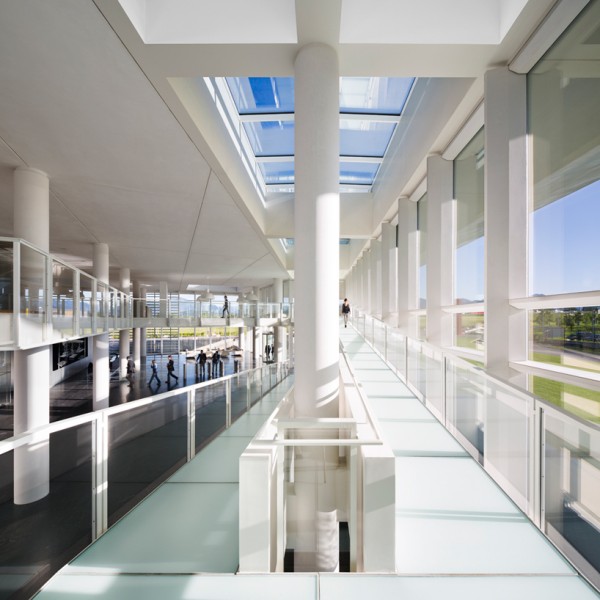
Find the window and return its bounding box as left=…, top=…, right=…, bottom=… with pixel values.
left=528, top=0, right=600, bottom=296
left=417, top=193, right=427, bottom=309
left=454, top=128, right=484, bottom=304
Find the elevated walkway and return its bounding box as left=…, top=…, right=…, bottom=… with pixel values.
left=34, top=325, right=600, bottom=599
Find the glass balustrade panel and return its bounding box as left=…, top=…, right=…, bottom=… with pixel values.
left=0, top=423, right=93, bottom=600
left=543, top=410, right=600, bottom=584
left=195, top=381, right=227, bottom=452
left=107, top=393, right=188, bottom=526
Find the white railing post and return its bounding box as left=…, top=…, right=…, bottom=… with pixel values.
left=247, top=373, right=252, bottom=410
left=187, top=388, right=195, bottom=461
left=226, top=378, right=232, bottom=428
left=92, top=412, right=108, bottom=540
left=441, top=354, right=447, bottom=427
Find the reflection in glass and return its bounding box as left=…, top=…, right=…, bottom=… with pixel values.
left=528, top=0, right=600, bottom=296
left=108, top=394, right=188, bottom=526
left=454, top=127, right=484, bottom=304
left=544, top=412, right=600, bottom=578
left=0, top=424, right=93, bottom=599
left=456, top=312, right=485, bottom=351
left=79, top=274, right=93, bottom=335
left=195, top=383, right=227, bottom=452
left=0, top=241, right=13, bottom=313
left=530, top=307, right=600, bottom=375
left=532, top=375, right=600, bottom=423
left=20, top=245, right=45, bottom=322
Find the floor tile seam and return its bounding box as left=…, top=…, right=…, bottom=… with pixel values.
left=390, top=572, right=581, bottom=578
left=165, top=480, right=240, bottom=485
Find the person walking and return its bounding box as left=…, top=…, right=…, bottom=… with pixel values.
left=166, top=354, right=178, bottom=384
left=211, top=349, right=220, bottom=376
left=148, top=359, right=161, bottom=386
left=222, top=295, right=229, bottom=318
left=341, top=298, right=351, bottom=327
left=197, top=349, right=207, bottom=377
left=264, top=343, right=270, bottom=361
left=126, top=355, right=135, bottom=387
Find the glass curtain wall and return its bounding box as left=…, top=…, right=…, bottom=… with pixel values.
left=528, top=0, right=600, bottom=404
left=453, top=128, right=485, bottom=351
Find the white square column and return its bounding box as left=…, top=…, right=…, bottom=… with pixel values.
left=397, top=196, right=418, bottom=336
left=484, top=67, right=528, bottom=378
left=381, top=222, right=397, bottom=324
left=426, top=155, right=454, bottom=347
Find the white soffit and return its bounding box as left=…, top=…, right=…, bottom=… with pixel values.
left=118, top=0, right=298, bottom=44
left=340, top=0, right=529, bottom=44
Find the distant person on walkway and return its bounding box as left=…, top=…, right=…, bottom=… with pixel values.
left=148, top=359, right=161, bottom=386
left=212, top=349, right=220, bottom=376
left=265, top=343, right=270, bottom=360
left=341, top=298, right=351, bottom=327
left=197, top=349, right=207, bottom=376
left=270, top=343, right=274, bottom=359
left=126, top=355, right=135, bottom=387
left=166, top=355, right=178, bottom=384
left=222, top=295, right=229, bottom=318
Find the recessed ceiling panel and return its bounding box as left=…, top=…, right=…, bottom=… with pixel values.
left=120, top=0, right=298, bottom=44
left=340, top=0, right=507, bottom=44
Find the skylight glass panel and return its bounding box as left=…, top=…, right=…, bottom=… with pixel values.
left=242, top=121, right=294, bottom=156
left=340, top=162, right=379, bottom=185
left=340, top=120, right=396, bottom=157
left=340, top=77, right=414, bottom=115
left=259, top=162, right=295, bottom=185
left=226, top=77, right=294, bottom=114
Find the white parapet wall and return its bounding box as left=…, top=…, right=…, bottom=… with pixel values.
left=239, top=356, right=396, bottom=573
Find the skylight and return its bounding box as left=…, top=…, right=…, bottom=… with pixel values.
left=213, top=76, right=415, bottom=195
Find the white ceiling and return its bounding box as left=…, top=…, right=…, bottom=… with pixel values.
left=0, top=0, right=560, bottom=292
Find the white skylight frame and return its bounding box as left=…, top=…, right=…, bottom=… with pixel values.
left=205, top=76, right=416, bottom=201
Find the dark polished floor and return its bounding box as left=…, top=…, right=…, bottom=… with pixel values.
left=0, top=350, right=280, bottom=600
left=0, top=351, right=264, bottom=441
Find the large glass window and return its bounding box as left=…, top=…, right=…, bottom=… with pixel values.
left=530, top=307, right=600, bottom=375
left=418, top=194, right=427, bottom=309
left=454, top=128, right=484, bottom=304
left=51, top=261, right=75, bottom=335
left=528, top=0, right=600, bottom=296
left=20, top=245, right=46, bottom=322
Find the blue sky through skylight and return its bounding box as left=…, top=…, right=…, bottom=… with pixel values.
left=224, top=76, right=414, bottom=188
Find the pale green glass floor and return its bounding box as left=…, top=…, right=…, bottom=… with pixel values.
left=35, top=328, right=600, bottom=599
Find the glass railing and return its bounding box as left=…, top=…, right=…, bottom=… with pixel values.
left=0, top=237, right=133, bottom=349
left=355, top=311, right=600, bottom=590
left=0, top=360, right=291, bottom=599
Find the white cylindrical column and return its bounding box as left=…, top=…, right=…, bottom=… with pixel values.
left=14, top=168, right=50, bottom=252
left=272, top=278, right=284, bottom=304
left=294, top=43, right=340, bottom=418
left=274, top=325, right=287, bottom=363
left=13, top=167, right=50, bottom=504
left=119, top=268, right=130, bottom=378
left=93, top=243, right=109, bottom=410
left=13, top=347, right=50, bottom=503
